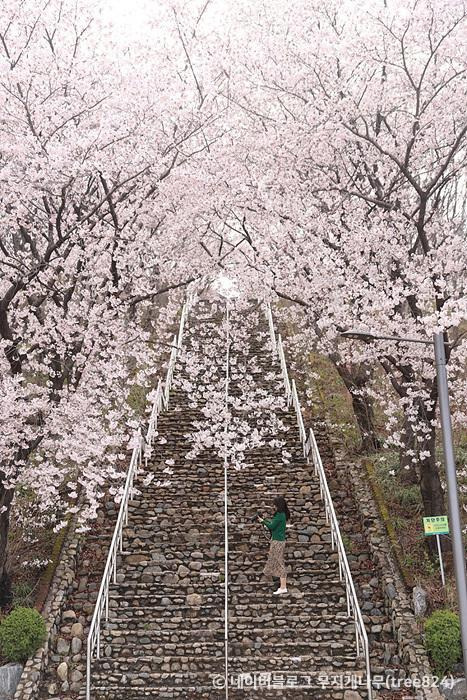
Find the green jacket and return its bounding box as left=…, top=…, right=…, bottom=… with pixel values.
left=263, top=511, right=287, bottom=541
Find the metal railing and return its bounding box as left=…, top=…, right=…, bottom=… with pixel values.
left=86, top=298, right=192, bottom=700
left=277, top=335, right=292, bottom=402
left=144, top=379, right=164, bottom=467
left=291, top=378, right=306, bottom=452
left=265, top=303, right=372, bottom=700
left=266, top=303, right=292, bottom=402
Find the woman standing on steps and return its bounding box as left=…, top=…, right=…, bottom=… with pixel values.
left=259, top=495, right=290, bottom=595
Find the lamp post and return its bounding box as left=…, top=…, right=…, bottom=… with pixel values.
left=341, top=329, right=467, bottom=678
left=223, top=298, right=230, bottom=699
left=215, top=278, right=239, bottom=700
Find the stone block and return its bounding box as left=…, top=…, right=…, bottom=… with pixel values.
left=440, top=678, right=467, bottom=700
left=56, top=638, right=70, bottom=656
left=70, top=622, right=83, bottom=639
left=0, top=663, right=23, bottom=699
left=186, top=593, right=202, bottom=606
left=56, top=662, right=68, bottom=682
left=62, top=611, right=76, bottom=622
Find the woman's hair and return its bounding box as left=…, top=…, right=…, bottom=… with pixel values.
left=274, top=495, right=290, bottom=520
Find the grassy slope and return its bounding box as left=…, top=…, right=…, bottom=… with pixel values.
left=305, top=349, right=466, bottom=614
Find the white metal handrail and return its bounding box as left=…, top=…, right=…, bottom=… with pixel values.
left=86, top=297, right=192, bottom=700
left=307, top=426, right=371, bottom=696
left=277, top=335, right=292, bottom=402
left=265, top=303, right=372, bottom=700
left=163, top=333, right=178, bottom=407
left=266, top=304, right=290, bottom=400
left=291, top=379, right=306, bottom=451
left=86, top=428, right=143, bottom=691
left=145, top=380, right=164, bottom=467
left=266, top=301, right=277, bottom=353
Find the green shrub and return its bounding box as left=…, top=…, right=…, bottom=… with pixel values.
left=0, top=607, right=46, bottom=662
left=425, top=609, right=461, bottom=675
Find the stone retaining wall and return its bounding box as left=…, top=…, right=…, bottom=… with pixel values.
left=13, top=519, right=83, bottom=700
left=332, top=444, right=443, bottom=700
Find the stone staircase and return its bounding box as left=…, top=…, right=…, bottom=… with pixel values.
left=85, top=301, right=370, bottom=699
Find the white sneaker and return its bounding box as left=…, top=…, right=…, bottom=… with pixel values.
left=273, top=587, right=287, bottom=595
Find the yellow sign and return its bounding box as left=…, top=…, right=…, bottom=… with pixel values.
left=423, top=516, right=449, bottom=536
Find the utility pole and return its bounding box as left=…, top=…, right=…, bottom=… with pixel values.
left=434, top=333, right=467, bottom=676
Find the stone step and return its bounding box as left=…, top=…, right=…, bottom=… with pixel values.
left=120, top=535, right=331, bottom=548
left=107, top=601, right=354, bottom=629
left=109, top=572, right=347, bottom=589
left=125, top=506, right=325, bottom=517
left=114, top=563, right=342, bottom=578
left=125, top=495, right=323, bottom=507
left=107, top=607, right=352, bottom=624
left=108, top=588, right=348, bottom=610
left=165, top=393, right=288, bottom=406
left=147, top=427, right=300, bottom=437
left=137, top=464, right=310, bottom=478
left=87, top=686, right=368, bottom=700
left=130, top=481, right=319, bottom=492
left=130, top=483, right=313, bottom=496
left=122, top=525, right=327, bottom=538
left=138, top=467, right=309, bottom=479
left=108, top=558, right=342, bottom=580
left=91, top=648, right=361, bottom=674
left=119, top=532, right=332, bottom=548
left=153, top=412, right=299, bottom=424
left=87, top=669, right=370, bottom=700
left=113, top=556, right=339, bottom=572
left=93, top=536, right=335, bottom=554
left=109, top=576, right=345, bottom=595
left=108, top=577, right=348, bottom=602
left=122, top=508, right=326, bottom=519
left=151, top=413, right=298, bottom=424
left=138, top=466, right=307, bottom=476
left=116, top=551, right=340, bottom=569
left=113, top=559, right=342, bottom=576
left=95, top=644, right=360, bottom=668
left=101, top=623, right=358, bottom=645
left=122, top=506, right=328, bottom=521
left=150, top=412, right=296, bottom=422
left=127, top=499, right=322, bottom=514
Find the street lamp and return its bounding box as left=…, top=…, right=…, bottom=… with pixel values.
left=341, top=328, right=467, bottom=678
left=214, top=279, right=239, bottom=700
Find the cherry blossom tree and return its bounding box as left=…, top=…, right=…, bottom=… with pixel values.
left=0, top=0, right=223, bottom=599
left=1, top=0, right=466, bottom=596
left=191, top=0, right=467, bottom=526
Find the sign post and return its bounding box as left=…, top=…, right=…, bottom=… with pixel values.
left=423, top=516, right=450, bottom=587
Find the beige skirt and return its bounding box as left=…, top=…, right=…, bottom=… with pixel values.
left=263, top=539, right=288, bottom=578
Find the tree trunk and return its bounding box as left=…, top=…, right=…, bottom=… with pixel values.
left=0, top=484, right=14, bottom=609
left=419, top=428, right=448, bottom=553
left=335, top=362, right=382, bottom=453
left=350, top=391, right=381, bottom=453
left=399, top=416, right=419, bottom=485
